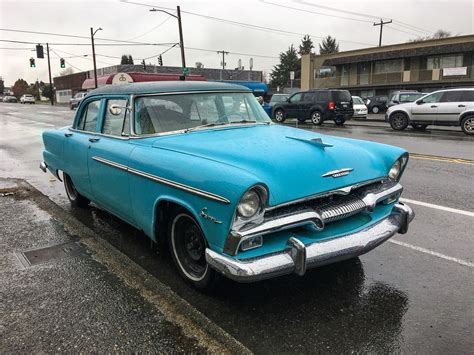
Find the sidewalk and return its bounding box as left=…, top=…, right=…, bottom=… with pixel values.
left=0, top=178, right=248, bottom=353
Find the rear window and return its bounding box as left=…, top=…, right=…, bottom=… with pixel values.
left=331, top=91, right=351, bottom=102
left=460, top=90, right=474, bottom=102
left=399, top=93, right=424, bottom=102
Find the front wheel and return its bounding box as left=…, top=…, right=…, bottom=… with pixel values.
left=169, top=212, right=219, bottom=290
left=64, top=173, right=90, bottom=208
left=273, top=109, right=285, bottom=123
left=310, top=111, right=323, bottom=125
left=390, top=112, right=409, bottom=130
left=461, top=116, right=474, bottom=135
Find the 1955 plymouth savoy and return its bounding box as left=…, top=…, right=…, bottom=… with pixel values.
left=40, top=81, right=414, bottom=289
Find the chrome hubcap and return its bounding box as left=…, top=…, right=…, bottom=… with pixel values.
left=312, top=113, right=321, bottom=123
left=275, top=111, right=283, bottom=121
left=393, top=115, right=405, bottom=128
left=464, top=118, right=474, bottom=133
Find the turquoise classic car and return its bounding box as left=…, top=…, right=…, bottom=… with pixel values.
left=40, top=81, right=414, bottom=289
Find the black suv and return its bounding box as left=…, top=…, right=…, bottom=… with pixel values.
left=364, top=95, right=388, bottom=114
left=272, top=89, right=354, bottom=125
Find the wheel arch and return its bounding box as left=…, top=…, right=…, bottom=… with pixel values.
left=388, top=109, right=410, bottom=122
left=459, top=111, right=474, bottom=125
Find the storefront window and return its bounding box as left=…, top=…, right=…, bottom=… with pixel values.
left=341, top=65, right=349, bottom=86
left=374, top=59, right=403, bottom=74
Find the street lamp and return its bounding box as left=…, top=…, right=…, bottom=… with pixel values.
left=90, top=27, right=103, bottom=89
left=150, top=6, right=186, bottom=69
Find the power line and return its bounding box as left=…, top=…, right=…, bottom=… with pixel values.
left=50, top=48, right=84, bottom=72
left=120, top=0, right=376, bottom=46
left=127, top=14, right=174, bottom=40
left=0, top=39, right=176, bottom=47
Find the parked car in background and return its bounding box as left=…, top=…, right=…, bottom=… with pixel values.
left=40, top=81, right=414, bottom=290
left=365, top=96, right=388, bottom=114
left=352, top=96, right=368, bottom=118
left=273, top=89, right=354, bottom=126
left=2, top=95, right=18, bottom=103
left=386, top=88, right=474, bottom=135
left=20, top=94, right=35, bottom=104
left=69, top=91, right=87, bottom=110
left=263, top=93, right=290, bottom=117
left=387, top=91, right=424, bottom=108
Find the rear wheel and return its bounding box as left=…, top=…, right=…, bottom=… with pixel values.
left=169, top=212, right=219, bottom=290
left=273, top=109, right=285, bottom=123
left=310, top=111, right=323, bottom=125
left=411, top=123, right=428, bottom=131
left=297, top=117, right=306, bottom=124
left=371, top=106, right=380, bottom=114
left=390, top=112, right=409, bottom=131
left=64, top=173, right=90, bottom=208
left=334, top=117, right=345, bottom=126
left=461, top=116, right=474, bottom=135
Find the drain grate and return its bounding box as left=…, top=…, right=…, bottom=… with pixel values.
left=16, top=241, right=86, bottom=267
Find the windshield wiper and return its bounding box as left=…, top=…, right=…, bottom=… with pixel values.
left=231, top=120, right=257, bottom=124
left=184, top=122, right=227, bottom=133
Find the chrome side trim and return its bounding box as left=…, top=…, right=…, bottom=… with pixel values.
left=206, top=202, right=415, bottom=283
left=322, top=168, right=354, bottom=178
left=91, top=156, right=230, bottom=204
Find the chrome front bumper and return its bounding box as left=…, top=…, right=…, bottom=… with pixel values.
left=39, top=161, right=47, bottom=173
left=206, top=202, right=414, bottom=282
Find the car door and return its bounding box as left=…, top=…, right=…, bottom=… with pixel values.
left=285, top=92, right=303, bottom=118
left=63, top=98, right=102, bottom=200
left=299, top=92, right=315, bottom=119
left=87, top=97, right=137, bottom=226
left=411, top=92, right=443, bottom=124
left=437, top=91, right=465, bottom=124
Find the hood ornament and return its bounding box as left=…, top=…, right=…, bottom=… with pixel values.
left=286, top=136, right=333, bottom=150
left=322, top=168, right=353, bottom=178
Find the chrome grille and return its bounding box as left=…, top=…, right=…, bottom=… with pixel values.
left=317, top=195, right=366, bottom=223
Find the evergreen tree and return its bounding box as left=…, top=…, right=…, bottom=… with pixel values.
left=127, top=55, right=134, bottom=64
left=319, top=36, right=340, bottom=55
left=270, top=45, right=301, bottom=88
left=299, top=35, right=314, bottom=55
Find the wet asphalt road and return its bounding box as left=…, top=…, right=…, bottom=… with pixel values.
left=1, top=102, right=473, bottom=353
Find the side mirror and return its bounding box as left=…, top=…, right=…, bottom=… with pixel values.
left=286, top=97, right=291, bottom=103
left=109, top=104, right=126, bottom=116
left=416, top=100, right=423, bottom=105
left=393, top=100, right=400, bottom=104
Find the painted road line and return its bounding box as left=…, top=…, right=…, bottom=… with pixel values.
left=390, top=239, right=474, bottom=268
left=410, top=153, right=474, bottom=165
left=400, top=198, right=474, bottom=217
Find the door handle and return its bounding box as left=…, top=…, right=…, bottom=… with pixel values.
left=88, top=137, right=100, bottom=143
left=430, top=105, right=438, bottom=108
left=458, top=104, right=466, bottom=108
left=64, top=133, right=73, bottom=137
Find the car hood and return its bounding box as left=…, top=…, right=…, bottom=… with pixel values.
left=151, top=124, right=405, bottom=206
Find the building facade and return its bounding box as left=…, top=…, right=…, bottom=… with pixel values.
left=301, top=35, right=474, bottom=98
left=54, top=64, right=263, bottom=103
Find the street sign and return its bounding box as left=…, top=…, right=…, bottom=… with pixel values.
left=290, top=71, right=295, bottom=80
left=183, top=67, right=190, bottom=76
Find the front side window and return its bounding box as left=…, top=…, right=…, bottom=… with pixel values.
left=134, top=92, right=270, bottom=135
left=77, top=100, right=101, bottom=132
left=289, top=93, right=302, bottom=103
left=421, top=92, right=444, bottom=104
left=102, top=99, right=130, bottom=136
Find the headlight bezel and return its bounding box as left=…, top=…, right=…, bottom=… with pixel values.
left=234, top=185, right=268, bottom=226
left=388, top=153, right=409, bottom=182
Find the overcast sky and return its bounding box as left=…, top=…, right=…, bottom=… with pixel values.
left=0, top=0, right=473, bottom=86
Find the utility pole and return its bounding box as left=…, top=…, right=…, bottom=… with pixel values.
left=373, top=19, right=392, bottom=47
left=90, top=27, right=102, bottom=89
left=46, top=43, right=53, bottom=106
left=217, top=50, right=229, bottom=80
left=150, top=7, right=186, bottom=69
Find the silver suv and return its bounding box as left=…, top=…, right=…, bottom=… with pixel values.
left=386, top=88, right=474, bottom=135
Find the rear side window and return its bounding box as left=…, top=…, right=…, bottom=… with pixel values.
left=316, top=91, right=329, bottom=101
left=302, top=92, right=315, bottom=102
left=332, top=91, right=351, bottom=102
left=102, top=99, right=130, bottom=136
left=77, top=100, right=101, bottom=132
left=460, top=91, right=474, bottom=102
left=440, top=91, right=463, bottom=102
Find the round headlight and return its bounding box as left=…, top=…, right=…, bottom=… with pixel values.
left=388, top=160, right=402, bottom=180
left=237, top=189, right=261, bottom=218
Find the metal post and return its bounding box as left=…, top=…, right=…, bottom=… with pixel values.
left=46, top=43, right=53, bottom=106
left=177, top=6, right=186, bottom=69
left=91, top=27, right=98, bottom=88
left=373, top=19, right=392, bottom=47
left=217, top=50, right=229, bottom=80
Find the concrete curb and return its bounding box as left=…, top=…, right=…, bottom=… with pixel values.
left=6, top=178, right=252, bottom=355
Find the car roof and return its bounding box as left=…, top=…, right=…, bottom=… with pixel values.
left=86, top=81, right=252, bottom=97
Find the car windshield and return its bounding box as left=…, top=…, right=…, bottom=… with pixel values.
left=134, top=92, right=271, bottom=135
left=352, top=97, right=364, bottom=104
left=399, top=93, right=424, bottom=102
left=271, top=95, right=288, bottom=103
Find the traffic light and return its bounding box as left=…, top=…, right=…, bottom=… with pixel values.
left=60, top=58, right=65, bottom=68
left=29, top=57, right=36, bottom=68
left=142, top=59, right=146, bottom=70
left=36, top=44, right=44, bottom=59
left=158, top=55, right=163, bottom=66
